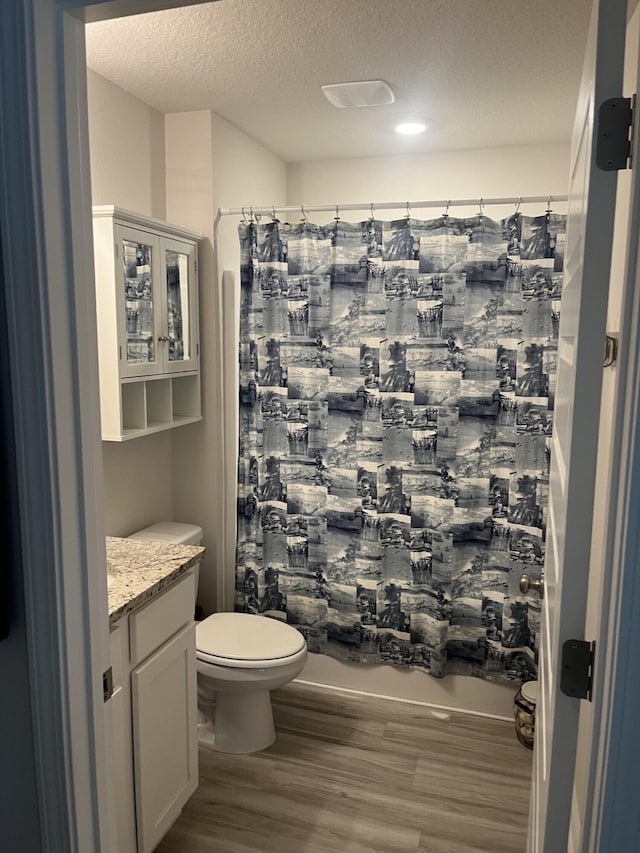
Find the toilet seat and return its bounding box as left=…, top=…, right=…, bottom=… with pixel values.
left=196, top=612, right=306, bottom=669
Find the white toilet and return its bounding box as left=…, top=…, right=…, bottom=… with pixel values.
left=128, top=522, right=308, bottom=755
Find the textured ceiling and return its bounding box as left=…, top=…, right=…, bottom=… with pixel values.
left=85, top=0, right=593, bottom=163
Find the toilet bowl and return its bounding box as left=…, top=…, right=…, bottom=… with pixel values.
left=128, top=522, right=308, bottom=755
left=196, top=612, right=307, bottom=754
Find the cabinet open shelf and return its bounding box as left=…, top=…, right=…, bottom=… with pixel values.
left=105, top=374, right=202, bottom=442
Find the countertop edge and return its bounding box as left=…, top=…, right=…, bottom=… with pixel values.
left=106, top=537, right=206, bottom=626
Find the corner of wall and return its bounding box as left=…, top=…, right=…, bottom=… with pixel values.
left=150, top=109, right=166, bottom=221
left=86, top=70, right=167, bottom=217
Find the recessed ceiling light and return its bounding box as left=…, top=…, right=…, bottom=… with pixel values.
left=321, top=80, right=395, bottom=109
left=395, top=119, right=429, bottom=135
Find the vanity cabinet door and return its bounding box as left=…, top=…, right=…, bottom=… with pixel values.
left=131, top=622, right=198, bottom=853
left=109, top=682, right=138, bottom=853
left=107, top=620, right=137, bottom=853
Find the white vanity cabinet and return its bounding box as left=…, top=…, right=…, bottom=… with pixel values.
left=93, top=206, right=203, bottom=441
left=108, top=570, right=198, bottom=853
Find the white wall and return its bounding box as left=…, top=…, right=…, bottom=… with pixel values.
left=288, top=142, right=570, bottom=220
left=87, top=70, right=174, bottom=538
left=100, top=432, right=175, bottom=536
left=87, top=70, right=166, bottom=219
left=166, top=111, right=287, bottom=614
left=164, top=110, right=218, bottom=613
left=85, top=74, right=289, bottom=592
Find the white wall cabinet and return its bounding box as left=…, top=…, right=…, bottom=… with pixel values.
left=108, top=571, right=198, bottom=853
left=93, top=206, right=203, bottom=441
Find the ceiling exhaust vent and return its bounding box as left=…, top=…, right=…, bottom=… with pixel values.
left=321, top=80, right=395, bottom=109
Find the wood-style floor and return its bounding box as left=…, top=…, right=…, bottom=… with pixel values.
left=156, top=682, right=532, bottom=853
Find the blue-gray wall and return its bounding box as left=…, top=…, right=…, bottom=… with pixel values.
left=0, top=220, right=42, bottom=850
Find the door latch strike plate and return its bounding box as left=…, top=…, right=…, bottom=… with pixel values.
left=604, top=334, right=618, bottom=367
left=103, top=666, right=114, bottom=703
left=560, top=640, right=595, bottom=702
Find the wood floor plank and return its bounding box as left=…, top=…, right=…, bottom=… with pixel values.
left=155, top=682, right=532, bottom=853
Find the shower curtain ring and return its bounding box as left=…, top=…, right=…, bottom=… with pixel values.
left=370, top=202, right=376, bottom=219
left=301, top=204, right=308, bottom=223
left=249, top=206, right=255, bottom=223
left=271, top=205, right=278, bottom=222
left=334, top=204, right=340, bottom=221
left=406, top=201, right=411, bottom=220
left=444, top=200, right=450, bottom=221
left=478, top=197, right=484, bottom=217
left=514, top=197, right=521, bottom=217
left=546, top=195, right=552, bottom=216
left=242, top=207, right=248, bottom=224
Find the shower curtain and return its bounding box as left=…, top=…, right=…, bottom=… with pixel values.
left=236, top=209, right=565, bottom=684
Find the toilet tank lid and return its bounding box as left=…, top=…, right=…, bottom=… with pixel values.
left=128, top=521, right=203, bottom=546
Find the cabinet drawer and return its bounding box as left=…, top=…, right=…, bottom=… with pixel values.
left=129, top=571, right=195, bottom=665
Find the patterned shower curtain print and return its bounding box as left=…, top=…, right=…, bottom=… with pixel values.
left=236, top=210, right=565, bottom=684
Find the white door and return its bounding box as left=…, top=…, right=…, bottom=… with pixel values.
left=131, top=623, right=198, bottom=853
left=529, top=0, right=627, bottom=850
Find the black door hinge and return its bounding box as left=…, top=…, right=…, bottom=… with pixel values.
left=596, top=96, right=634, bottom=171
left=560, top=639, right=595, bottom=702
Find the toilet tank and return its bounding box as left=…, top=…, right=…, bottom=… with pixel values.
left=128, top=522, right=204, bottom=595
left=128, top=521, right=204, bottom=547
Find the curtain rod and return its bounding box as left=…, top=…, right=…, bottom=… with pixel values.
left=218, top=194, right=569, bottom=217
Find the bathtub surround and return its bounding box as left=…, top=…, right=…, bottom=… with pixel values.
left=236, top=210, right=565, bottom=685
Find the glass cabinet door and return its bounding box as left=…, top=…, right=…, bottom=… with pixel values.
left=122, top=236, right=158, bottom=371
left=115, top=225, right=196, bottom=378
left=163, top=238, right=198, bottom=373
left=165, top=249, right=189, bottom=362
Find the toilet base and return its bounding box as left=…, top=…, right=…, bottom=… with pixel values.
left=204, top=688, right=277, bottom=754
left=197, top=719, right=216, bottom=751
left=195, top=624, right=308, bottom=754
left=197, top=707, right=216, bottom=750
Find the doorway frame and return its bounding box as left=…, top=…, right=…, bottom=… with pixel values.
left=0, top=0, right=638, bottom=850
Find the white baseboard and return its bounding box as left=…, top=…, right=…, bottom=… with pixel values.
left=294, top=678, right=513, bottom=722
left=297, top=652, right=517, bottom=720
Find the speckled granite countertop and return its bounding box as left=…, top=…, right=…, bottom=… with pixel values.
left=106, top=536, right=206, bottom=625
